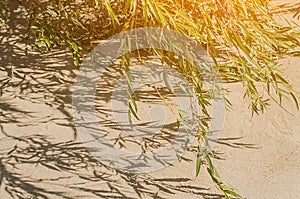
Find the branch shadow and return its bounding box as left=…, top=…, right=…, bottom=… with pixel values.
left=0, top=0, right=77, bottom=138
left=0, top=1, right=224, bottom=198
left=0, top=134, right=224, bottom=199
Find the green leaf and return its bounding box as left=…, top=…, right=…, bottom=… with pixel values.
left=71, top=18, right=88, bottom=30
left=66, top=39, right=79, bottom=53
left=105, top=0, right=120, bottom=26
left=163, top=71, right=175, bottom=94
left=73, top=55, right=80, bottom=67
left=177, top=81, right=191, bottom=95
left=44, top=36, right=51, bottom=48
left=196, top=147, right=202, bottom=176
left=128, top=89, right=138, bottom=112
left=129, top=102, right=139, bottom=120
left=290, top=91, right=299, bottom=110
left=125, top=70, right=135, bottom=97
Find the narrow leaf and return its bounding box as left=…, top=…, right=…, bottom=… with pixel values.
left=163, top=71, right=175, bottom=94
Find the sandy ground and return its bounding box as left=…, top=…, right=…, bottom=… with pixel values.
left=0, top=0, right=299, bottom=198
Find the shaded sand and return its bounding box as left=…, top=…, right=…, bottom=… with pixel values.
left=0, top=0, right=299, bottom=198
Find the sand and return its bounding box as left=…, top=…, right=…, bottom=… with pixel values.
left=0, top=0, right=299, bottom=198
